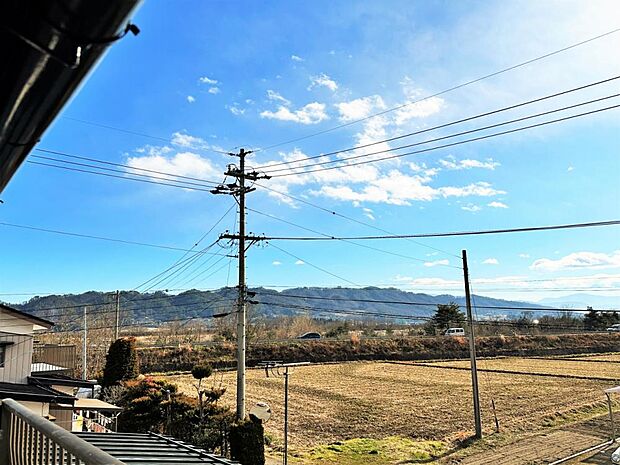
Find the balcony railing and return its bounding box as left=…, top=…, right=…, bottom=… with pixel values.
left=0, top=398, right=125, bottom=465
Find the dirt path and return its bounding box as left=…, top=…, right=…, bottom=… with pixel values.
left=453, top=416, right=612, bottom=465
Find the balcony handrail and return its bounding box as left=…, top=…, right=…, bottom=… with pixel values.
left=1, top=398, right=125, bottom=465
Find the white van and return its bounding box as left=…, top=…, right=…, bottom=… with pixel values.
left=444, top=327, right=465, bottom=337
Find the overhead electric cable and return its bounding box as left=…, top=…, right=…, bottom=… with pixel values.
left=59, top=116, right=231, bottom=155
left=27, top=160, right=215, bottom=193
left=268, top=103, right=620, bottom=177
left=263, top=93, right=620, bottom=174
left=247, top=207, right=460, bottom=268
left=34, top=148, right=221, bottom=186
left=258, top=27, right=620, bottom=151
left=0, top=221, right=228, bottom=255
left=267, top=242, right=361, bottom=287
left=250, top=219, right=620, bottom=240
left=257, top=75, right=620, bottom=169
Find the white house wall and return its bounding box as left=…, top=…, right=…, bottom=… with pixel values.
left=0, top=332, right=33, bottom=383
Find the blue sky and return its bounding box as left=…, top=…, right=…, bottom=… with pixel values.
left=1, top=0, right=619, bottom=304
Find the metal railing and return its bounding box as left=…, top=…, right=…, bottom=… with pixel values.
left=0, top=398, right=124, bottom=465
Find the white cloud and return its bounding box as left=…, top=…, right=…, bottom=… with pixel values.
left=519, top=253, right=530, bottom=259
left=266, top=90, right=291, bottom=106
left=482, top=258, right=499, bottom=265
left=227, top=104, right=245, bottom=116
left=362, top=207, right=375, bottom=221
left=295, top=260, right=305, bottom=265
left=567, top=166, right=574, bottom=172
left=186, top=95, right=196, bottom=103
left=171, top=132, right=210, bottom=150
left=199, top=77, right=218, bottom=85
left=439, top=182, right=506, bottom=198
left=291, top=55, right=304, bottom=62
left=424, top=259, right=450, bottom=267
left=126, top=151, right=220, bottom=182
left=260, top=102, right=329, bottom=125
left=335, top=96, right=386, bottom=122
left=308, top=73, right=338, bottom=91
left=487, top=201, right=508, bottom=208
left=461, top=204, right=481, bottom=212
left=439, top=156, right=500, bottom=171
left=272, top=261, right=282, bottom=266
left=530, top=251, right=620, bottom=271
left=208, top=87, right=220, bottom=95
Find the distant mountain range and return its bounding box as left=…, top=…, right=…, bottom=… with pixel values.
left=537, top=293, right=620, bottom=310
left=8, top=287, right=560, bottom=328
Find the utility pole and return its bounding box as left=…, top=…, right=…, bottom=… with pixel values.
left=212, top=148, right=270, bottom=421
left=114, top=290, right=120, bottom=341
left=82, top=306, right=87, bottom=380
left=462, top=249, right=482, bottom=439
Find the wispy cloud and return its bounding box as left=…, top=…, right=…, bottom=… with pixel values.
left=186, top=95, right=195, bottom=103
left=266, top=90, right=291, bottom=106
left=208, top=87, right=220, bottom=95
left=272, top=261, right=282, bottom=266
left=461, top=204, right=482, bottom=212
left=171, top=132, right=210, bottom=150
left=440, top=156, right=500, bottom=171
left=424, top=259, right=450, bottom=267
left=531, top=251, right=620, bottom=271
left=295, top=260, right=305, bottom=265
left=487, top=201, right=508, bottom=208
left=199, top=76, right=218, bottom=85
left=519, top=253, right=530, bottom=259
left=260, top=102, right=329, bottom=125
left=482, top=258, right=499, bottom=265
left=308, top=73, right=338, bottom=91
left=291, top=55, right=304, bottom=62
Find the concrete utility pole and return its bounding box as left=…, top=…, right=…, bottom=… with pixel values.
left=462, top=249, right=482, bottom=439
left=114, top=290, right=120, bottom=341
left=212, top=148, right=270, bottom=421
left=82, top=306, right=87, bottom=380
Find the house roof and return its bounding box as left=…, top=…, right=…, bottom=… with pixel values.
left=75, top=432, right=238, bottom=465
left=0, top=303, right=54, bottom=329
left=29, top=372, right=96, bottom=389
left=0, top=381, right=75, bottom=404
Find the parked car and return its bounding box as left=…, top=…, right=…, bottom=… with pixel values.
left=444, top=327, right=465, bottom=337
left=612, top=444, right=620, bottom=464
left=607, top=323, right=620, bottom=332
left=297, top=332, right=321, bottom=340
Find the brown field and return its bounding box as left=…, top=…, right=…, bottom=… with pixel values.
left=159, top=356, right=619, bottom=453
left=426, top=354, right=620, bottom=380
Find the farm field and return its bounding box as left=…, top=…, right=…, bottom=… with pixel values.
left=160, top=355, right=619, bottom=463
left=424, top=354, right=620, bottom=380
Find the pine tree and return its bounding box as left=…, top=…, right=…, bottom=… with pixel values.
left=101, top=337, right=139, bottom=388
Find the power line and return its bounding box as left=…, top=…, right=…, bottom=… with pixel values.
left=0, top=221, right=229, bottom=255
left=27, top=160, right=216, bottom=193
left=254, top=292, right=619, bottom=313
left=257, top=27, right=620, bottom=151
left=268, top=103, right=620, bottom=177
left=247, top=207, right=460, bottom=269
left=33, top=148, right=221, bottom=186
left=59, top=116, right=231, bottom=155
left=268, top=242, right=361, bottom=287
left=252, top=219, right=620, bottom=240
left=253, top=182, right=460, bottom=258
left=257, top=76, right=620, bottom=170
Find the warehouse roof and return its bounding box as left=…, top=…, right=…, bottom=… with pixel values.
left=74, top=431, right=238, bottom=464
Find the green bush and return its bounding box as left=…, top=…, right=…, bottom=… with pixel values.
left=230, top=417, right=265, bottom=465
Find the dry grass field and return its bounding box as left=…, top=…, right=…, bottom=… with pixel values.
left=160, top=356, right=618, bottom=460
